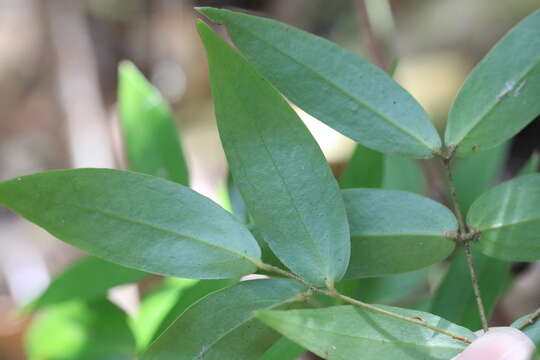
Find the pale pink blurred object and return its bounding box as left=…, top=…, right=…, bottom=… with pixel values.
left=452, top=327, right=535, bottom=360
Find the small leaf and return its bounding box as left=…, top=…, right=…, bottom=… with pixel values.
left=132, top=277, right=236, bottom=351
left=452, top=142, right=508, bottom=213
left=197, top=8, right=441, bottom=158
left=342, top=189, right=456, bottom=278
left=468, top=174, right=540, bottom=261
left=259, top=337, right=305, bottom=360
left=431, top=248, right=510, bottom=330
left=29, top=256, right=146, bottom=310
left=257, top=305, right=474, bottom=360
left=142, top=279, right=307, bottom=360
left=0, top=169, right=261, bottom=279
left=197, top=21, right=350, bottom=286
left=118, top=61, right=189, bottom=185
left=445, top=9, right=540, bottom=155
left=339, top=145, right=384, bottom=189
left=519, top=151, right=540, bottom=176
left=25, top=299, right=136, bottom=360
left=511, top=313, right=540, bottom=354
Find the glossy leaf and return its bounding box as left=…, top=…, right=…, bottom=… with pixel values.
left=452, top=142, right=508, bottom=213
left=512, top=313, right=540, bottom=354
left=142, top=279, right=307, bottom=360
left=342, top=189, right=456, bottom=278
left=25, top=299, right=136, bottom=360
left=198, top=8, right=441, bottom=158
left=519, top=152, right=540, bottom=176
left=257, top=305, right=474, bottom=359
left=259, top=337, right=305, bottom=360
left=445, top=9, right=540, bottom=155
left=198, top=22, right=349, bottom=286
left=133, top=277, right=236, bottom=351
left=339, top=145, right=384, bottom=189
left=468, top=174, right=540, bottom=261
left=118, top=61, right=189, bottom=184
left=0, top=169, right=260, bottom=279
left=29, top=256, right=146, bottom=310
left=431, top=248, right=510, bottom=330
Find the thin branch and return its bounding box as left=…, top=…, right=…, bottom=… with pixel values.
left=463, top=243, right=489, bottom=332
left=517, top=308, right=540, bottom=331
left=442, top=158, right=467, bottom=232
left=355, top=0, right=389, bottom=71
left=255, top=261, right=472, bottom=344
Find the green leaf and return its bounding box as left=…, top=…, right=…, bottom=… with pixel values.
left=519, top=152, right=540, bottom=176
left=132, top=277, right=236, bottom=351
left=339, top=145, right=384, bottom=189
left=198, top=8, right=441, bottom=158
left=453, top=142, right=508, bottom=213
left=142, top=279, right=307, bottom=360
left=118, top=61, right=189, bottom=185
left=257, top=305, right=474, bottom=360
left=468, top=174, right=540, bottom=261
left=29, top=256, right=146, bottom=310
left=431, top=248, right=511, bottom=330
left=197, top=22, right=349, bottom=286
left=342, top=189, right=456, bottom=278
left=382, top=155, right=426, bottom=194
left=445, top=9, right=540, bottom=155
left=512, top=313, right=540, bottom=354
left=227, top=172, right=249, bottom=223
left=25, top=299, right=136, bottom=360
left=0, top=169, right=260, bottom=279
left=259, top=337, right=305, bottom=360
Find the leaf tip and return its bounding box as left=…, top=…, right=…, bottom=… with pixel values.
left=195, top=7, right=226, bottom=24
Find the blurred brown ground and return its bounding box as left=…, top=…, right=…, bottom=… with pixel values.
left=0, top=1, right=539, bottom=358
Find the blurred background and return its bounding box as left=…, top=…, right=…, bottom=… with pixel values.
left=0, top=0, right=539, bottom=358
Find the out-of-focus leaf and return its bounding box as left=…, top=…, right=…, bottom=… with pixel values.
left=512, top=313, right=540, bottom=355
left=0, top=169, right=261, bottom=279
left=143, top=279, right=307, bottom=360
left=453, top=142, right=508, bottom=213
left=25, top=299, right=136, bottom=360
left=445, top=9, right=540, bottom=155
left=198, top=21, right=349, bottom=286
left=257, top=306, right=474, bottom=359
left=342, top=189, right=456, bottom=278
left=431, top=248, right=511, bottom=330
left=118, top=61, right=188, bottom=185
left=227, top=172, right=249, bottom=223
left=259, top=337, right=305, bottom=360
left=382, top=155, right=426, bottom=194
left=197, top=8, right=441, bottom=158
left=339, top=145, right=384, bottom=189
left=468, top=174, right=540, bottom=261
left=29, top=256, right=146, bottom=310
left=519, top=152, right=540, bottom=176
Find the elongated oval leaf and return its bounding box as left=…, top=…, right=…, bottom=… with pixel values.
left=197, top=22, right=349, bottom=286
left=519, top=151, right=540, bottom=176
left=431, top=248, right=510, bottom=331
left=25, top=299, right=136, bottom=360
left=142, top=279, right=306, bottom=360
left=342, top=189, right=456, bottom=278
left=468, top=174, right=540, bottom=261
left=198, top=8, right=441, bottom=158
left=445, top=9, right=540, bottom=155
left=0, top=169, right=260, bottom=279
left=257, top=305, right=474, bottom=359
left=29, top=256, right=146, bottom=310
left=118, top=61, right=189, bottom=185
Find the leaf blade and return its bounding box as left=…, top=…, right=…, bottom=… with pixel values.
left=257, top=306, right=474, bottom=360
left=0, top=169, right=260, bottom=279
left=468, top=174, right=540, bottom=261
left=342, top=189, right=456, bottom=278
left=197, top=21, right=350, bottom=285
left=142, top=279, right=306, bottom=360
left=198, top=8, right=441, bottom=158
left=118, top=61, right=189, bottom=184
left=445, top=9, right=540, bottom=155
